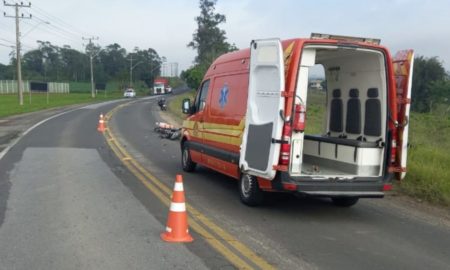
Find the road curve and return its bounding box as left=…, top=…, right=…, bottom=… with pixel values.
left=0, top=98, right=210, bottom=270
left=109, top=96, right=450, bottom=270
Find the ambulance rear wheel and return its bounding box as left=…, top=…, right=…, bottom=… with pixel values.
left=331, top=197, right=359, bottom=207
left=239, top=173, right=264, bottom=206
left=182, top=144, right=196, bottom=172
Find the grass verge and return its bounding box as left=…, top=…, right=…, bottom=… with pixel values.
left=167, top=89, right=196, bottom=123
left=0, top=92, right=123, bottom=118
left=399, top=113, right=450, bottom=205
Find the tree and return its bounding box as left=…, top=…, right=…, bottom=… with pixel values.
left=188, top=0, right=236, bottom=67
left=2, top=40, right=163, bottom=90
left=38, top=41, right=63, bottom=81
left=185, top=0, right=237, bottom=90
left=181, top=65, right=205, bottom=90
left=428, top=79, right=450, bottom=113
left=99, top=43, right=127, bottom=79
left=22, top=49, right=45, bottom=80
left=411, top=56, right=447, bottom=112
left=126, top=47, right=161, bottom=87
left=0, top=63, right=10, bottom=79
left=60, top=45, right=89, bottom=81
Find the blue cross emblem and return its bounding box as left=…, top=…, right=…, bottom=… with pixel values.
left=219, top=84, right=229, bottom=108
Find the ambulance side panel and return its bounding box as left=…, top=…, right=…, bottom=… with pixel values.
left=201, top=72, right=249, bottom=179
left=185, top=52, right=250, bottom=179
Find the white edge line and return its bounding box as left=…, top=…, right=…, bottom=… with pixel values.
left=0, top=108, right=80, bottom=161
left=0, top=96, right=158, bottom=161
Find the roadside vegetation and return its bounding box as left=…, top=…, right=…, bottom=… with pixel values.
left=167, top=90, right=196, bottom=123
left=69, top=81, right=151, bottom=95
left=0, top=42, right=162, bottom=90
left=0, top=78, right=157, bottom=118
left=167, top=77, right=185, bottom=89
left=0, top=92, right=123, bottom=118
left=400, top=113, right=450, bottom=205
left=181, top=0, right=237, bottom=90
left=0, top=28, right=165, bottom=117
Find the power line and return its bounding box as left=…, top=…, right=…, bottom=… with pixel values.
left=0, top=42, right=15, bottom=48
left=31, top=3, right=92, bottom=37
left=21, top=20, right=81, bottom=44
left=32, top=14, right=82, bottom=40
left=0, top=37, right=15, bottom=44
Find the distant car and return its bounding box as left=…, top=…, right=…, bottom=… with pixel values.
left=123, top=88, right=136, bottom=98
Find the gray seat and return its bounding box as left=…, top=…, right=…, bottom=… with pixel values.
left=364, top=88, right=381, bottom=137
left=329, top=89, right=343, bottom=133
left=345, top=88, right=361, bottom=135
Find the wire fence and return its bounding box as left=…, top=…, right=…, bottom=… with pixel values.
left=0, top=80, right=70, bottom=94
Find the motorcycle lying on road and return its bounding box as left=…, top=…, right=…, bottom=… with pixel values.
left=154, top=122, right=181, bottom=140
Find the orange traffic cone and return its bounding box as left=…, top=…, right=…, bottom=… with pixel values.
left=97, top=113, right=106, bottom=133
left=161, top=174, right=193, bottom=243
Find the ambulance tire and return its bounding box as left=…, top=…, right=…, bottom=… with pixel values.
left=331, top=197, right=359, bottom=207
left=182, top=144, right=196, bottom=172
left=239, top=173, right=264, bottom=206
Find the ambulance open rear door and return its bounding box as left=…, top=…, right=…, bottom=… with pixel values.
left=240, top=38, right=285, bottom=180
left=392, top=49, right=414, bottom=180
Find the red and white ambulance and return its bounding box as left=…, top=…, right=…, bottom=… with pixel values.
left=181, top=33, right=413, bottom=206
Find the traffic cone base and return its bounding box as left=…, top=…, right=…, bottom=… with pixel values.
left=161, top=229, right=193, bottom=243
left=161, top=175, right=193, bottom=243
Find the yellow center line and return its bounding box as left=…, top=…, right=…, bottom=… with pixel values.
left=103, top=104, right=274, bottom=270
left=105, top=131, right=255, bottom=269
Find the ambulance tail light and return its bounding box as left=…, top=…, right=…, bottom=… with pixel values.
left=279, top=125, right=292, bottom=166
left=383, top=184, right=393, bottom=191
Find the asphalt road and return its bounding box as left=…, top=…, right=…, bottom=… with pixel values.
left=1, top=90, right=450, bottom=270
left=110, top=96, right=450, bottom=270
left=0, top=97, right=209, bottom=270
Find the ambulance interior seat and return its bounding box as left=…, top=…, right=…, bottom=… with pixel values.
left=297, top=47, right=386, bottom=176
left=302, top=87, right=380, bottom=176
left=363, top=88, right=382, bottom=140
left=345, top=88, right=361, bottom=139
left=328, top=89, right=343, bottom=134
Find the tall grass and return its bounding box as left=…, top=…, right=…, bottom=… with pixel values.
left=400, top=114, right=450, bottom=205
left=167, top=90, right=196, bottom=123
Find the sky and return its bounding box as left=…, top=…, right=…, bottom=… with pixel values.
left=0, top=0, right=449, bottom=73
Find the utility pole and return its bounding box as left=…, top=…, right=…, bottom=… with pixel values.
left=128, top=55, right=133, bottom=87
left=4, top=1, right=32, bottom=106
left=128, top=55, right=141, bottom=88
left=82, top=36, right=99, bottom=98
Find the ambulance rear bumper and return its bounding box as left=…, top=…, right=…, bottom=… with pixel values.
left=276, top=172, right=387, bottom=198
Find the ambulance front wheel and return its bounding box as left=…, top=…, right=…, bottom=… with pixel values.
left=239, top=173, right=264, bottom=206
left=182, top=143, right=196, bottom=172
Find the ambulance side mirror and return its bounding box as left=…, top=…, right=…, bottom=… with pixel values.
left=182, top=98, right=192, bottom=114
